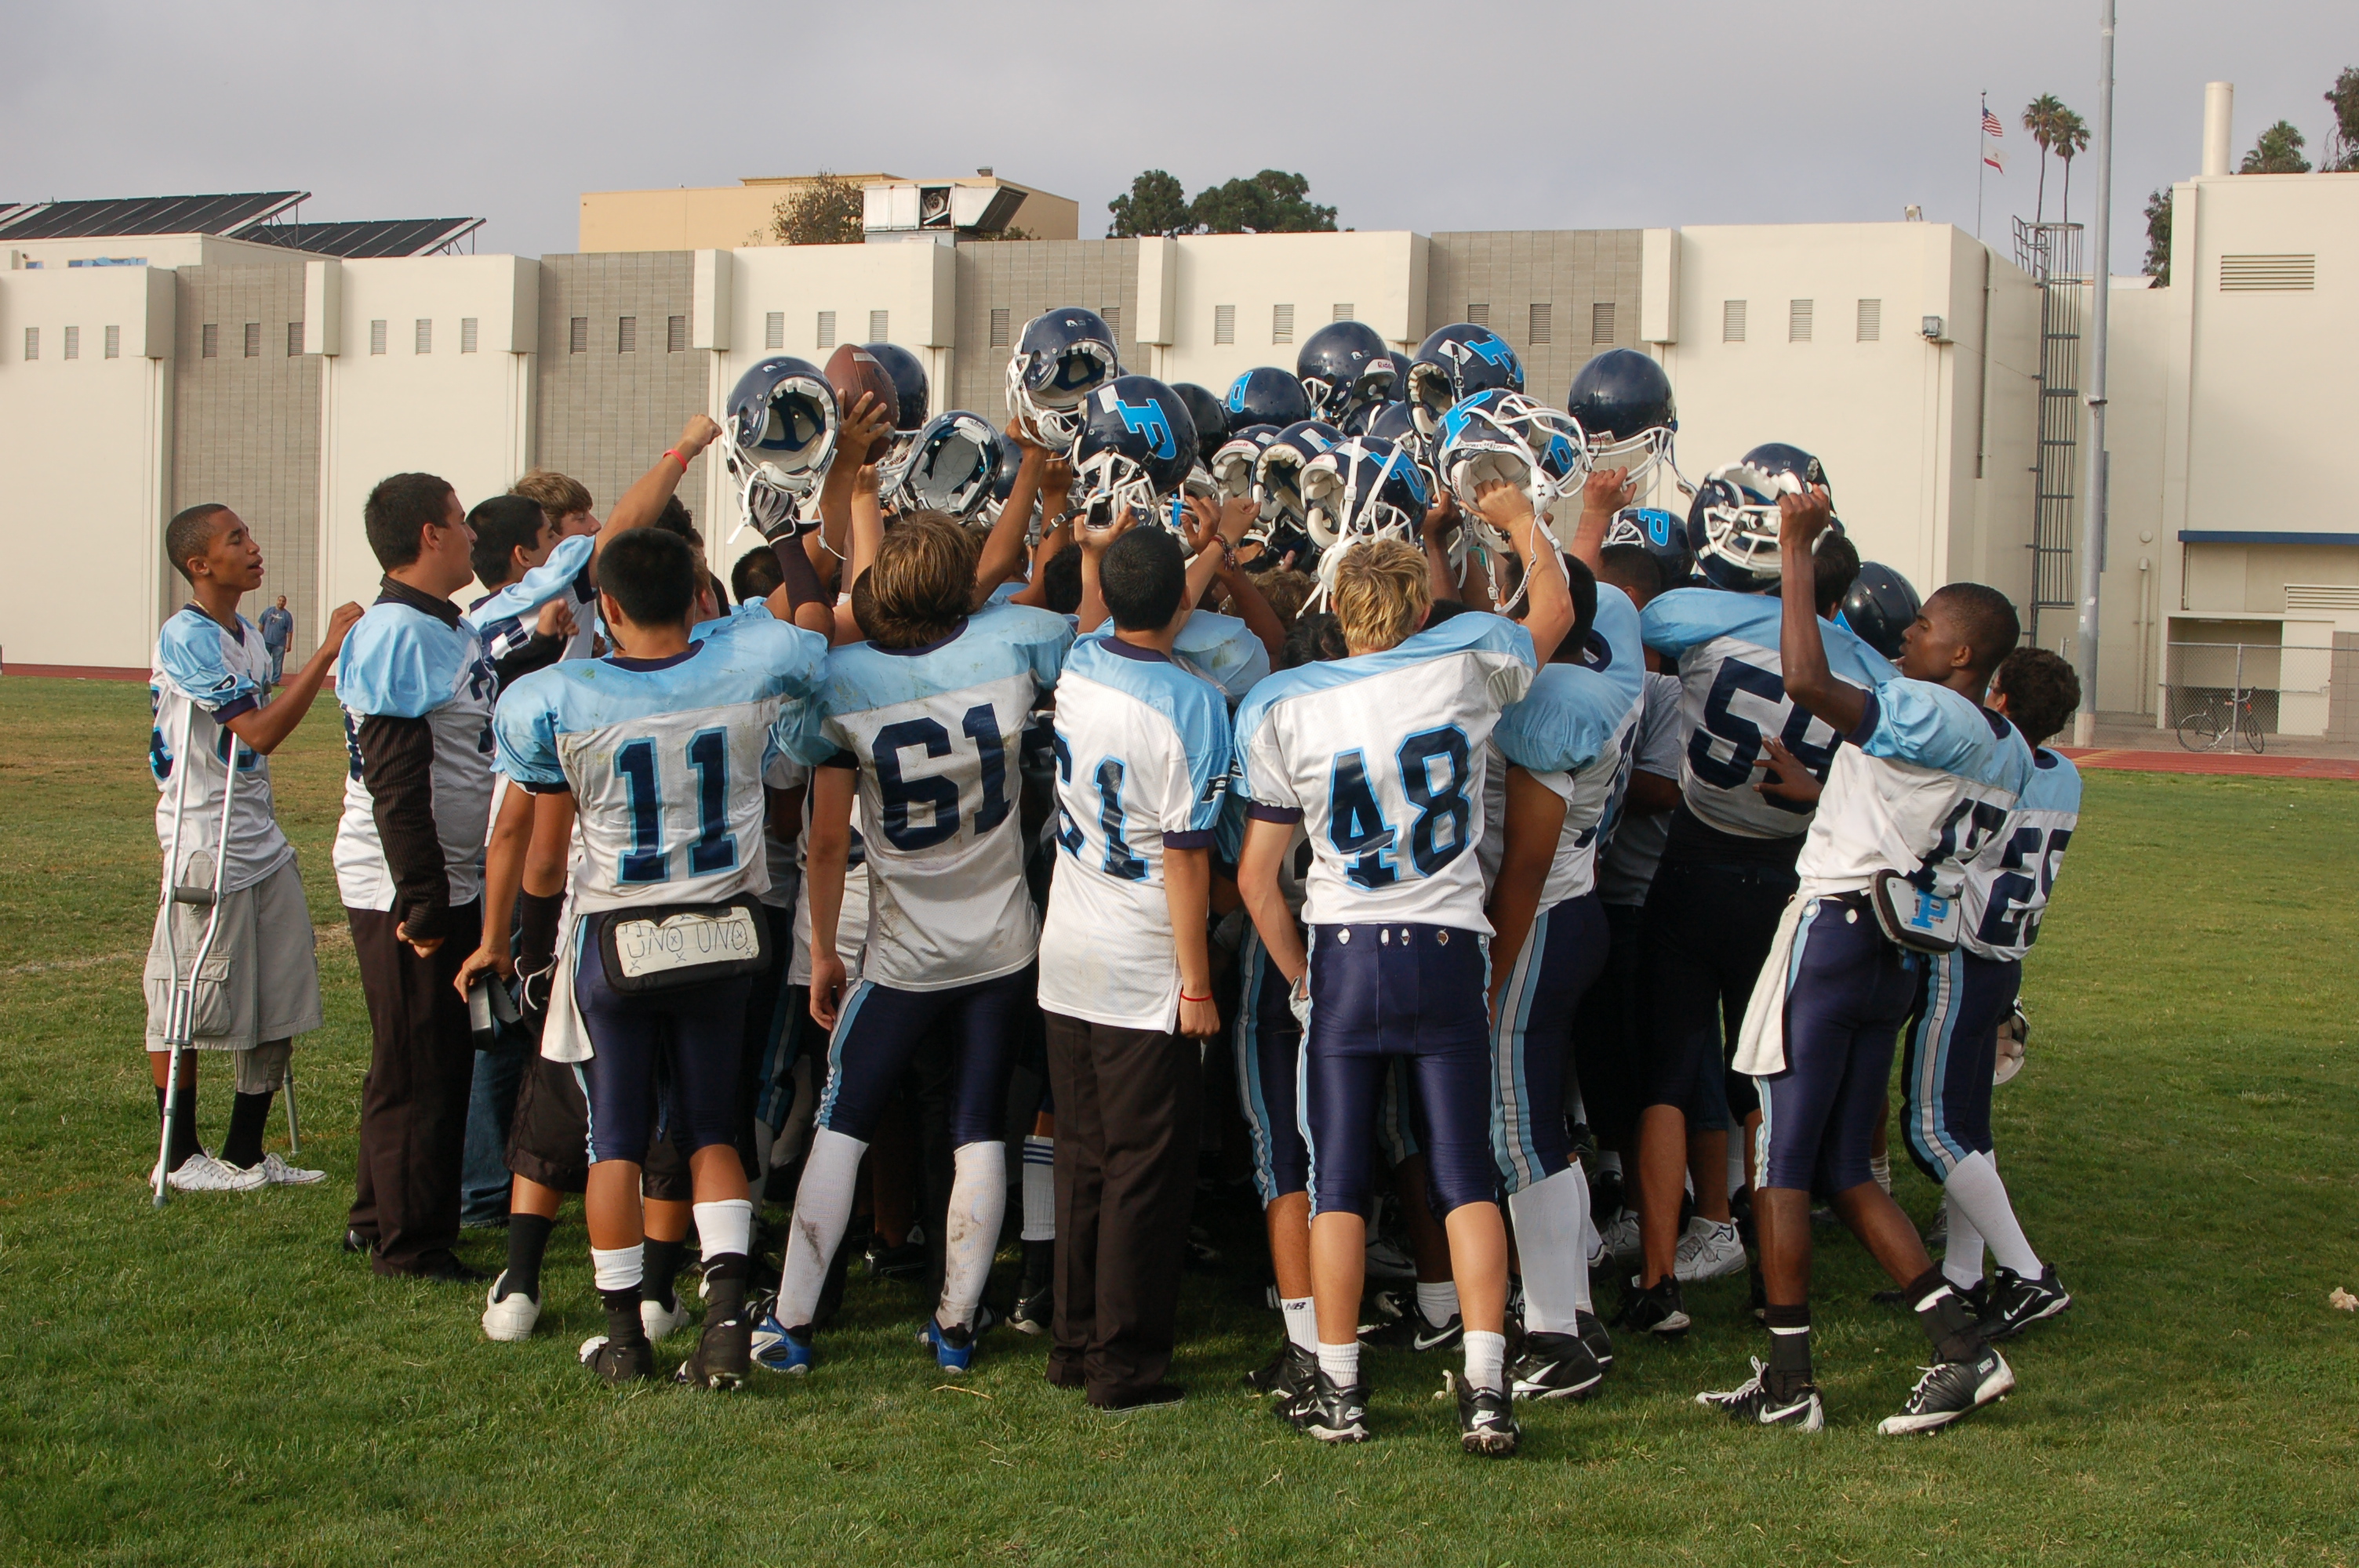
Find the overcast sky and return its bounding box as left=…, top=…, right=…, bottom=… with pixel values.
left=10, top=1, right=2354, bottom=270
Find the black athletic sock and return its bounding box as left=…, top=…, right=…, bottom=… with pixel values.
left=219, top=1091, right=274, bottom=1170
left=702, top=1253, right=749, bottom=1326
left=1763, top=1303, right=1813, bottom=1398
left=154, top=1083, right=200, bottom=1172
left=1907, top=1266, right=1984, bottom=1363
left=500, top=1214, right=555, bottom=1302
left=600, top=1287, right=649, bottom=1348
left=642, top=1236, right=689, bottom=1310
left=1021, top=1238, right=1053, bottom=1293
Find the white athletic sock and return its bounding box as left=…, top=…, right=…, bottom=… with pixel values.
left=591, top=1245, right=643, bottom=1294
left=1728, top=1138, right=1747, bottom=1200
left=1020, top=1134, right=1056, bottom=1242
left=1943, top=1151, right=2040, bottom=1276
left=1281, top=1296, right=1318, bottom=1353
left=940, top=1141, right=1007, bottom=1331
left=1317, top=1340, right=1361, bottom=1387
left=1942, top=1188, right=1988, bottom=1290
left=1416, top=1279, right=1461, bottom=1325
left=692, top=1197, right=754, bottom=1261
left=1462, top=1329, right=1507, bottom=1394
left=1507, top=1166, right=1590, bottom=1333
left=1595, top=1149, right=1623, bottom=1180
left=1870, top=1152, right=1892, bottom=1194
left=775, top=1128, right=867, bottom=1328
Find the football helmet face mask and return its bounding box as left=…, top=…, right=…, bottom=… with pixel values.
left=1687, top=460, right=1809, bottom=590
left=1251, top=419, right=1346, bottom=535
left=1007, top=308, right=1120, bottom=450
left=1223, top=367, right=1314, bottom=432
left=1074, top=375, right=1199, bottom=532
left=1566, top=348, right=1680, bottom=491
left=1300, top=435, right=1430, bottom=553
left=1435, top=390, right=1591, bottom=550
left=1296, top=321, right=1401, bottom=430
left=887, top=411, right=1005, bottom=521
left=1171, top=382, right=1231, bottom=466
left=1606, top=506, right=1696, bottom=586
left=719, top=356, right=839, bottom=539
left=1835, top=561, right=1921, bottom=661
left=1406, top=323, right=1525, bottom=438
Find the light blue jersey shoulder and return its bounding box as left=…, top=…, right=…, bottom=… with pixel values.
left=1641, top=586, right=1894, bottom=690
left=2019, top=747, right=2082, bottom=814
left=1852, top=678, right=2034, bottom=789
left=156, top=608, right=260, bottom=715
left=494, top=615, right=826, bottom=788
left=1233, top=610, right=1534, bottom=760
left=1068, top=633, right=1233, bottom=808
left=1496, top=585, right=1644, bottom=773
left=690, top=599, right=777, bottom=643
left=339, top=601, right=477, bottom=719
left=461, top=535, right=594, bottom=637
left=785, top=602, right=1072, bottom=764
left=1172, top=608, right=1271, bottom=702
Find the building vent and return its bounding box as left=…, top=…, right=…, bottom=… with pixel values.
left=1528, top=303, right=1552, bottom=345
left=1333, top=303, right=1354, bottom=322
left=107, top=325, right=122, bottom=359
left=370, top=319, right=387, bottom=355
left=1590, top=302, right=1614, bottom=344
left=1722, top=300, right=1747, bottom=342
left=1272, top=303, right=1294, bottom=344
left=666, top=314, right=685, bottom=353
left=202, top=323, right=218, bottom=358
left=1102, top=306, right=1121, bottom=343
left=461, top=317, right=480, bottom=354
left=1857, top=298, right=1882, bottom=341
left=869, top=310, right=889, bottom=341
left=2286, top=583, right=2359, bottom=613
left=1466, top=303, right=1490, bottom=328
left=989, top=307, right=1009, bottom=347
left=286, top=321, right=303, bottom=357
left=243, top=322, right=260, bottom=357
left=816, top=310, right=836, bottom=349
left=1790, top=299, right=1814, bottom=342
left=416, top=318, right=433, bottom=354
left=20, top=326, right=35, bottom=361
left=766, top=311, right=785, bottom=350
left=569, top=317, right=587, bottom=354
left=615, top=316, right=634, bottom=354
left=2219, top=254, right=2315, bottom=291
left=63, top=325, right=80, bottom=360
left=1214, top=304, right=1235, bottom=345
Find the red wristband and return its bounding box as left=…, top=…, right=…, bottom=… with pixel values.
left=663, top=448, right=689, bottom=471
left=1180, top=990, right=1212, bottom=1004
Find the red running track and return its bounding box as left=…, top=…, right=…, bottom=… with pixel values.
left=2057, top=746, right=2359, bottom=780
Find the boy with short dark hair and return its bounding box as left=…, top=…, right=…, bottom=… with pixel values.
left=146, top=505, right=361, bottom=1192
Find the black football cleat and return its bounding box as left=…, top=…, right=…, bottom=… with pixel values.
left=1456, top=1377, right=1521, bottom=1457
left=1279, top=1368, right=1370, bottom=1443
left=1244, top=1338, right=1320, bottom=1402
left=1509, top=1331, right=1603, bottom=1401
left=1877, top=1346, right=2015, bottom=1435
left=1697, top=1358, right=1823, bottom=1430
left=1976, top=1266, right=2070, bottom=1341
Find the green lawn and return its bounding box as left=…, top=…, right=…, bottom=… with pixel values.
left=0, top=675, right=2354, bottom=1567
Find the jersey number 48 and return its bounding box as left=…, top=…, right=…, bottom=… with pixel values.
left=1327, top=726, right=1472, bottom=889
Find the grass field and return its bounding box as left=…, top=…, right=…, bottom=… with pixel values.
left=1, top=674, right=2354, bottom=1567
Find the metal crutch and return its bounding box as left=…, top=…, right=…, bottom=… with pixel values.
left=282, top=1065, right=301, bottom=1156
left=153, top=704, right=241, bottom=1208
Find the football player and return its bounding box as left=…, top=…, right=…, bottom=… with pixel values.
left=470, top=524, right=831, bottom=1387
left=1902, top=646, right=2081, bottom=1338
left=146, top=505, right=362, bottom=1192
left=761, top=514, right=1074, bottom=1375
left=1037, top=524, right=1233, bottom=1409
left=1627, top=450, right=1888, bottom=1335
left=1233, top=481, right=1571, bottom=1457
left=1698, top=488, right=2030, bottom=1434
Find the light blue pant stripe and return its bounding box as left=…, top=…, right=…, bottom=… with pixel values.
left=814, top=979, right=876, bottom=1131
left=1232, top=931, right=1279, bottom=1204
left=1488, top=908, right=1551, bottom=1193
left=1906, top=947, right=1972, bottom=1176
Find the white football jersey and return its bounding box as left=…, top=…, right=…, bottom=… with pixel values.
left=1794, top=677, right=2036, bottom=899
left=783, top=604, right=1074, bottom=990
left=1640, top=589, right=1897, bottom=840
left=333, top=595, right=498, bottom=913
left=492, top=613, right=829, bottom=913
left=1038, top=635, right=1234, bottom=1031
left=1961, top=747, right=2080, bottom=960
left=1234, top=612, right=1536, bottom=933
left=150, top=608, right=294, bottom=893
left=1596, top=671, right=1686, bottom=906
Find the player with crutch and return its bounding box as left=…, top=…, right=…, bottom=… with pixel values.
left=147, top=503, right=361, bottom=1200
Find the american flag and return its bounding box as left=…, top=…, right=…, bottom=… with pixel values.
left=1982, top=107, right=2006, bottom=139
left=1982, top=103, right=2007, bottom=171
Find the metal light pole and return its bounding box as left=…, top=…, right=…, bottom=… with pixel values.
left=2074, top=0, right=2116, bottom=746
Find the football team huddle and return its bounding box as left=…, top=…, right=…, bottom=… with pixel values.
left=142, top=306, right=2081, bottom=1456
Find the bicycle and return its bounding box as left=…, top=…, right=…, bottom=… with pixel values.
left=2175, top=686, right=2266, bottom=754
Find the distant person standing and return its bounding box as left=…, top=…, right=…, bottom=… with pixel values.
left=258, top=597, right=293, bottom=687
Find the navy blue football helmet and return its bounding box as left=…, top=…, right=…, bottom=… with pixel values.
left=1252, top=419, right=1347, bottom=532
left=1171, top=382, right=1231, bottom=466
left=861, top=341, right=930, bottom=432
left=1566, top=349, right=1679, bottom=489
left=1406, top=323, right=1524, bottom=438
left=887, top=410, right=1005, bottom=521
left=1741, top=441, right=1830, bottom=497
left=1007, top=307, right=1120, bottom=449
left=720, top=355, right=838, bottom=539
left=1300, top=435, right=1430, bottom=553
left=1837, top=561, right=1921, bottom=660
left=1686, top=460, right=1804, bottom=590
left=1224, top=366, right=1314, bottom=431
left=1605, top=506, right=1695, bottom=586
left=1074, top=376, right=1199, bottom=530
left=1296, top=321, right=1401, bottom=430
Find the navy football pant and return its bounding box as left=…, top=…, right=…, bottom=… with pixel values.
left=1754, top=894, right=1920, bottom=1195
left=1232, top=925, right=1308, bottom=1204
left=1300, top=923, right=1493, bottom=1221
left=1569, top=900, right=1648, bottom=1146
left=1899, top=947, right=2019, bottom=1182
left=1491, top=893, right=1608, bottom=1193
left=816, top=969, right=1030, bottom=1149
left=572, top=935, right=753, bottom=1167
left=1640, top=854, right=1797, bottom=1129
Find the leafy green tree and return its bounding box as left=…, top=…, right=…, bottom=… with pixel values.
left=1106, top=170, right=1198, bottom=238
left=2240, top=120, right=2312, bottom=174
left=2023, top=93, right=2067, bottom=222
left=1190, top=170, right=1337, bottom=235
left=2143, top=187, right=2172, bottom=286
left=769, top=172, right=864, bottom=245
left=2323, top=66, right=2359, bottom=172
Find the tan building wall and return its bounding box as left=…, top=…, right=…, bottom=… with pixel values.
left=580, top=176, right=1078, bottom=252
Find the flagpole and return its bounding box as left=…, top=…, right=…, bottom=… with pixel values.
left=2073, top=0, right=2116, bottom=744
left=1978, top=92, right=1988, bottom=238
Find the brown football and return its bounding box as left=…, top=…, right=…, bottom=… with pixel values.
left=826, top=343, right=899, bottom=465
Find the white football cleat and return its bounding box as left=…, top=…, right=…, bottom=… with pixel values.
left=256, top=1152, right=326, bottom=1185
left=641, top=1292, right=686, bottom=1343
left=1673, top=1217, right=1747, bottom=1283
left=162, top=1151, right=269, bottom=1193
left=482, top=1272, right=542, bottom=1341
left=1600, top=1208, right=1642, bottom=1265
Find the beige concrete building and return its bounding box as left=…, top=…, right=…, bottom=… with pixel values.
left=579, top=172, right=1078, bottom=252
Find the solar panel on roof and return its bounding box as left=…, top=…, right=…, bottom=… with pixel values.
left=0, top=192, right=305, bottom=240
left=238, top=217, right=484, bottom=259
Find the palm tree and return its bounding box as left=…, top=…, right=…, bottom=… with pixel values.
left=2023, top=94, right=2066, bottom=222
left=2055, top=108, right=2092, bottom=227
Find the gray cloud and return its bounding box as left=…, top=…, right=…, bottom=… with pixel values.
left=9, top=0, right=2353, bottom=271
